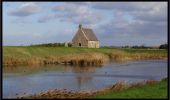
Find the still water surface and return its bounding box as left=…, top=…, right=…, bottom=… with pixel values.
left=3, top=60, right=167, bottom=98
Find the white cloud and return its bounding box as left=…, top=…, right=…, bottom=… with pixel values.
left=92, top=2, right=167, bottom=23
left=39, top=3, right=103, bottom=25
left=9, top=2, right=41, bottom=17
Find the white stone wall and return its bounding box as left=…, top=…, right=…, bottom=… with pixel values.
left=88, top=41, right=100, bottom=48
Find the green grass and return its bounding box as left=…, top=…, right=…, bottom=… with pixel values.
left=92, top=79, right=167, bottom=99
left=3, top=46, right=167, bottom=58
left=3, top=46, right=167, bottom=66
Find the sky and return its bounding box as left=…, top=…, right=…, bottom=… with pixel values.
left=3, top=2, right=167, bottom=46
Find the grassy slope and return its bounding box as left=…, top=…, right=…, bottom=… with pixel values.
left=3, top=46, right=167, bottom=57
left=93, top=79, right=167, bottom=99
left=3, top=46, right=110, bottom=58
left=3, top=46, right=167, bottom=65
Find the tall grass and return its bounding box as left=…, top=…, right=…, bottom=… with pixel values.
left=3, top=46, right=167, bottom=66
left=17, top=78, right=167, bottom=99
left=58, top=53, right=109, bottom=66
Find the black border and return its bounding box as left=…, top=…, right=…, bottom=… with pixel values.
left=1, top=0, right=169, bottom=99
left=0, top=0, right=2, bottom=100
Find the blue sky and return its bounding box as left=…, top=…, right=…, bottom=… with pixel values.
left=3, top=2, right=167, bottom=46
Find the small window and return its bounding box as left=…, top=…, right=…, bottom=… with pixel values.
left=79, top=43, right=81, bottom=47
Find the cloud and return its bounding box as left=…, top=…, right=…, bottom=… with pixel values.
left=38, top=15, right=56, bottom=23
left=39, top=2, right=167, bottom=26
left=39, top=3, right=103, bottom=25
left=9, top=2, right=41, bottom=17
left=92, top=2, right=158, bottom=11
left=86, top=2, right=167, bottom=46
left=95, top=13, right=167, bottom=46
left=131, top=5, right=167, bottom=22
left=91, top=2, right=167, bottom=23
left=52, top=2, right=91, bottom=12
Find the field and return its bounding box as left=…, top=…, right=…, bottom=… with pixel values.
left=3, top=46, right=167, bottom=66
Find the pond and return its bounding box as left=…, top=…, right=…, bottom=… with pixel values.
left=3, top=60, right=167, bottom=98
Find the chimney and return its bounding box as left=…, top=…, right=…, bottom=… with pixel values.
left=79, top=24, right=82, bottom=29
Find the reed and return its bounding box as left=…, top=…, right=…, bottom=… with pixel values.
left=3, top=53, right=109, bottom=66
left=58, top=53, right=109, bottom=66
left=3, top=46, right=167, bottom=66
left=17, top=78, right=167, bottom=99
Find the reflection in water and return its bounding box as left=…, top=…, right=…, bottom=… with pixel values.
left=3, top=60, right=167, bottom=98
left=72, top=66, right=98, bottom=90
left=3, top=65, right=65, bottom=74
left=4, top=65, right=101, bottom=91
left=54, top=65, right=101, bottom=90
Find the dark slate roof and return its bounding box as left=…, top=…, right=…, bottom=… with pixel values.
left=81, top=28, right=98, bottom=41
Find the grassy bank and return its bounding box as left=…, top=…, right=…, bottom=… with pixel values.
left=17, top=78, right=167, bottom=99
left=3, top=46, right=167, bottom=66
left=93, top=78, right=168, bottom=99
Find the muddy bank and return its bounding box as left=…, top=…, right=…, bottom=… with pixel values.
left=16, top=79, right=165, bottom=99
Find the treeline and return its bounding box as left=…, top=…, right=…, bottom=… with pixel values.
left=30, top=42, right=73, bottom=47
left=122, top=45, right=155, bottom=49
left=102, top=43, right=168, bottom=49
left=31, top=43, right=65, bottom=47
left=159, top=43, right=168, bottom=49
left=122, top=43, right=168, bottom=49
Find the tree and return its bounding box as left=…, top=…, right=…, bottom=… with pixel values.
left=159, top=43, right=168, bottom=49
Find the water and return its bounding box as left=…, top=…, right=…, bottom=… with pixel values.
left=3, top=60, right=167, bottom=98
